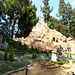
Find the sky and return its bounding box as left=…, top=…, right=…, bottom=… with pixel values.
left=32, top=0, right=75, bottom=19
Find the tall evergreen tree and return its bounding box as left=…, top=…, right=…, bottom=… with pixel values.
left=57, top=0, right=67, bottom=25
left=66, top=2, right=72, bottom=29
left=70, top=8, right=75, bottom=38
left=41, top=0, right=53, bottom=21
left=57, top=0, right=72, bottom=37
left=57, top=0, right=72, bottom=26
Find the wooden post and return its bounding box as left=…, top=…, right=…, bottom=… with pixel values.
left=26, top=66, right=28, bottom=75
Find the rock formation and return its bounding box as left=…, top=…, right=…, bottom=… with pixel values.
left=13, top=17, right=75, bottom=52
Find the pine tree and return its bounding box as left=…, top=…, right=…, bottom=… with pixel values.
left=41, top=0, right=53, bottom=21
left=57, top=0, right=72, bottom=37
left=66, top=2, right=72, bottom=25
left=58, top=0, right=72, bottom=26
left=57, top=0, right=67, bottom=25
left=70, top=8, right=75, bottom=38
left=9, top=47, right=14, bottom=61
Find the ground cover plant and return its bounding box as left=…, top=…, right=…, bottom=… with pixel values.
left=0, top=51, right=51, bottom=75
left=0, top=49, right=75, bottom=75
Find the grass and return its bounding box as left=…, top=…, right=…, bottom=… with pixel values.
left=1, top=50, right=75, bottom=75
left=0, top=51, right=50, bottom=75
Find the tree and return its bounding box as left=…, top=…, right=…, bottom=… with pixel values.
left=56, top=0, right=72, bottom=37
left=66, top=2, right=72, bottom=26
left=2, top=0, right=37, bottom=38
left=18, top=0, right=37, bottom=38
left=41, top=0, right=53, bottom=21
left=57, top=0, right=72, bottom=26
left=3, top=0, right=20, bottom=37
left=70, top=8, right=75, bottom=38
left=57, top=0, right=67, bottom=25
left=47, top=16, right=59, bottom=29
left=54, top=23, right=71, bottom=37
left=0, top=0, right=9, bottom=35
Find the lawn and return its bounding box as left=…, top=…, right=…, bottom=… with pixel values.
left=0, top=50, right=75, bottom=75
left=0, top=51, right=51, bottom=75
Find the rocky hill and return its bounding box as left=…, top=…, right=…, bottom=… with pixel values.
left=13, top=17, right=75, bottom=52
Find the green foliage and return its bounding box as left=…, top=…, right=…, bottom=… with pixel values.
left=7, top=44, right=10, bottom=52
left=9, top=48, right=14, bottom=61
left=41, top=0, right=53, bottom=21
left=1, top=0, right=37, bottom=37
left=44, top=58, right=50, bottom=61
left=4, top=50, right=8, bottom=61
left=67, top=53, right=72, bottom=58
left=67, top=53, right=69, bottom=58
left=70, top=8, right=75, bottom=38
left=70, top=53, right=72, bottom=58
left=46, top=51, right=49, bottom=56
left=32, top=52, right=35, bottom=59
left=3, top=45, right=7, bottom=51
left=32, top=52, right=36, bottom=59
left=54, top=23, right=71, bottom=37
left=56, top=0, right=72, bottom=38
left=17, top=0, right=37, bottom=38
left=0, top=51, right=52, bottom=75
left=51, top=60, right=65, bottom=64
left=34, top=53, right=36, bottom=58
left=57, top=0, right=72, bottom=26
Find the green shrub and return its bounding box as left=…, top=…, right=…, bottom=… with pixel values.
left=3, top=45, right=7, bottom=51
left=9, top=47, right=14, bottom=61
left=4, top=50, right=8, bottom=61
left=58, top=61, right=65, bottom=64
left=67, top=53, right=69, bottom=58
left=32, top=52, right=35, bottom=59
left=51, top=61, right=58, bottom=64
left=45, top=58, right=50, bottom=61
left=46, top=51, right=49, bottom=56
left=7, top=44, right=10, bottom=52
left=67, top=53, right=72, bottom=58
left=70, top=53, right=72, bottom=58
left=34, top=53, right=36, bottom=58
left=51, top=61, right=65, bottom=64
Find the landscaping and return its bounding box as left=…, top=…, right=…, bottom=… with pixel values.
left=0, top=47, right=75, bottom=75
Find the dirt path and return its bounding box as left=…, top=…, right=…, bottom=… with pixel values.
left=9, top=60, right=75, bottom=75
left=28, top=61, right=68, bottom=75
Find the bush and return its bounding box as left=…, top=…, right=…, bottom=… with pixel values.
left=4, top=50, right=8, bottom=61
left=34, top=53, right=36, bottom=58
left=7, top=44, right=10, bottom=52
left=32, top=52, right=36, bottom=59
left=58, top=61, right=65, bottom=64
left=45, top=58, right=50, bottom=61
left=70, top=53, right=72, bottom=58
left=67, top=53, right=72, bottom=58
left=46, top=51, right=49, bottom=56
left=51, top=61, right=65, bottom=64
left=32, top=52, right=35, bottom=59
left=67, top=53, right=69, bottom=58
left=3, top=45, right=7, bottom=51
left=9, top=47, right=14, bottom=61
